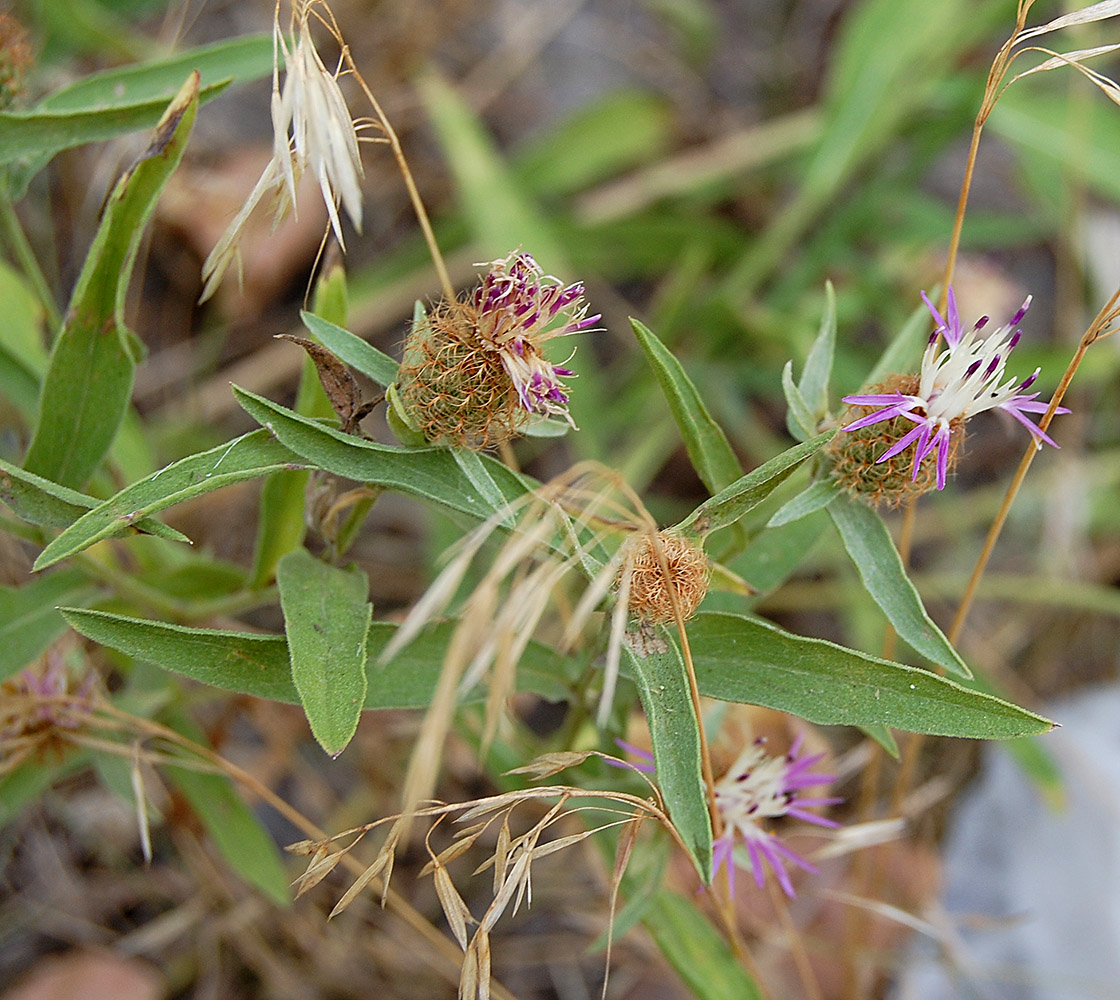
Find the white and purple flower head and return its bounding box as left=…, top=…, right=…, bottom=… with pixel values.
left=712, top=735, right=840, bottom=898
left=841, top=287, right=1068, bottom=490
left=613, top=735, right=840, bottom=898
left=470, top=250, right=600, bottom=425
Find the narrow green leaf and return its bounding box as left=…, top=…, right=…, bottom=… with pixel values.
left=861, top=724, right=899, bottom=758
left=301, top=310, right=399, bottom=388
left=162, top=708, right=290, bottom=906
left=453, top=450, right=514, bottom=527
left=629, top=318, right=742, bottom=494
left=60, top=608, right=574, bottom=707
left=798, top=280, right=836, bottom=417
left=676, top=431, right=835, bottom=536
left=735, top=511, right=829, bottom=601
left=34, top=429, right=304, bottom=570
left=0, top=455, right=185, bottom=540
left=828, top=496, right=971, bottom=678
left=38, top=34, right=274, bottom=113
left=766, top=478, right=839, bottom=528
left=781, top=360, right=816, bottom=442
left=0, top=569, right=97, bottom=681
left=624, top=636, right=712, bottom=881
left=689, top=612, right=1049, bottom=738
left=24, top=75, right=199, bottom=488
left=277, top=550, right=371, bottom=757
left=233, top=386, right=531, bottom=521
left=642, top=890, right=764, bottom=1000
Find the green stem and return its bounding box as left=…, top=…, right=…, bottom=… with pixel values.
left=0, top=196, right=62, bottom=334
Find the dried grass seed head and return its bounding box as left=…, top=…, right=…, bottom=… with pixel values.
left=200, top=0, right=370, bottom=301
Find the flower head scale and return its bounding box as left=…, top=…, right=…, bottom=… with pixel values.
left=712, top=735, right=840, bottom=898
left=840, top=287, right=1069, bottom=491
left=396, top=251, right=600, bottom=447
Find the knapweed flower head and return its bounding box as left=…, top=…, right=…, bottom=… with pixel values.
left=713, top=735, right=840, bottom=898
left=836, top=287, right=1067, bottom=498
left=396, top=251, right=600, bottom=448
left=200, top=0, right=370, bottom=301
left=621, top=530, right=709, bottom=626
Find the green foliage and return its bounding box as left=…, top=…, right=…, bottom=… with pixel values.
left=277, top=549, right=372, bottom=757
left=23, top=75, right=198, bottom=489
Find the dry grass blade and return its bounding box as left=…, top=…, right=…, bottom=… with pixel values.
left=130, top=740, right=153, bottom=866
left=1019, top=0, right=1120, bottom=40
left=603, top=817, right=643, bottom=1000
left=434, top=863, right=475, bottom=950
left=812, top=818, right=907, bottom=861
left=1009, top=44, right=1120, bottom=107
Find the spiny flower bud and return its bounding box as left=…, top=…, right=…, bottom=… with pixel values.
left=396, top=251, right=599, bottom=449
left=623, top=530, right=709, bottom=624
left=830, top=374, right=960, bottom=507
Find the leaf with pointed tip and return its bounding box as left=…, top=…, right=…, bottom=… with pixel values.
left=0, top=455, right=185, bottom=541
left=689, top=611, right=1047, bottom=738
left=782, top=361, right=816, bottom=442
left=34, top=430, right=304, bottom=570
left=675, top=432, right=835, bottom=536
left=233, top=386, right=532, bottom=520
left=300, top=311, right=399, bottom=388
left=278, top=550, right=371, bottom=757
left=798, top=280, right=837, bottom=417
left=630, top=318, right=742, bottom=494
left=24, top=75, right=199, bottom=488
left=828, top=496, right=971, bottom=678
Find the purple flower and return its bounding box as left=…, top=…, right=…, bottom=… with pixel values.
left=712, top=736, right=840, bottom=898
left=470, top=251, right=600, bottom=425
left=841, top=287, right=1069, bottom=490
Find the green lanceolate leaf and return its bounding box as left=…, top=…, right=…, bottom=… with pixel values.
left=59, top=608, right=574, bottom=707
left=301, top=311, right=399, bottom=388
left=798, top=280, right=837, bottom=418
left=0, top=568, right=98, bottom=681
left=643, top=891, right=764, bottom=1000
left=250, top=469, right=309, bottom=588
left=630, top=318, right=742, bottom=494
left=688, top=612, right=1049, bottom=739
left=624, top=634, right=712, bottom=881
left=23, top=74, right=199, bottom=489
left=781, top=360, right=817, bottom=442
left=277, top=550, right=371, bottom=757
left=233, top=386, right=532, bottom=520
left=34, top=430, right=304, bottom=571
left=767, top=478, right=840, bottom=527
left=828, top=495, right=971, bottom=678
left=161, top=708, right=290, bottom=906
left=675, top=431, right=835, bottom=536
left=0, top=455, right=186, bottom=541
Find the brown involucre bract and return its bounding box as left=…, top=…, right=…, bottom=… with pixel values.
left=829, top=374, right=963, bottom=508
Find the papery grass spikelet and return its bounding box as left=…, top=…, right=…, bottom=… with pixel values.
left=830, top=374, right=959, bottom=507
left=200, top=0, right=376, bottom=301
left=395, top=250, right=600, bottom=449
left=622, top=530, right=709, bottom=624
